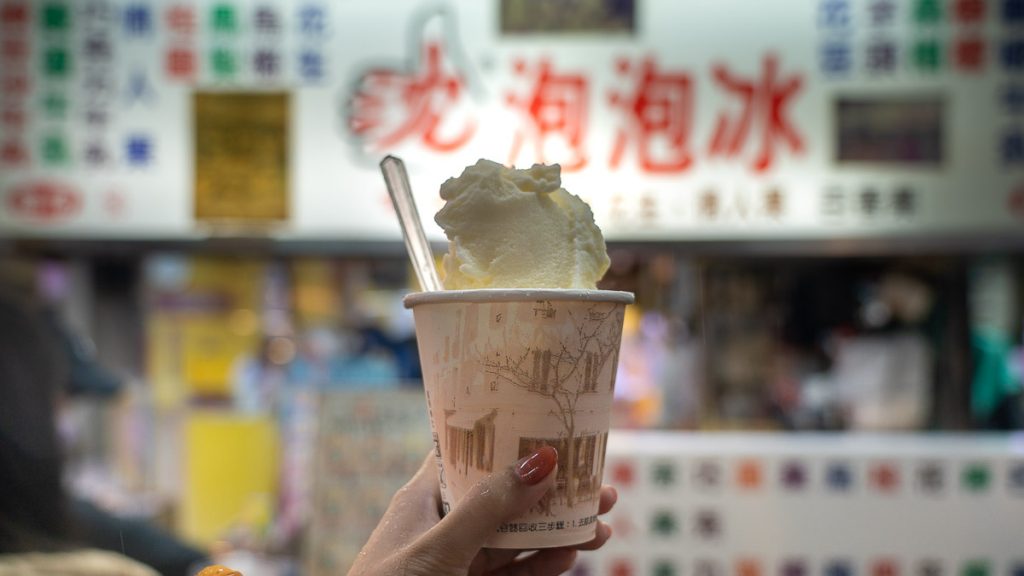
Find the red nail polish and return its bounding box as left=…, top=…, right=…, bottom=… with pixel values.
left=516, top=446, right=558, bottom=485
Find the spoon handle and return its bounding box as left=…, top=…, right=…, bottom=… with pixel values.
left=380, top=155, right=443, bottom=292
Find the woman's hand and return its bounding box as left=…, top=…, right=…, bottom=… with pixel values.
left=348, top=447, right=617, bottom=576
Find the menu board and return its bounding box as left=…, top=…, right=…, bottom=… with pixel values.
left=580, top=432, right=1024, bottom=576
left=0, top=0, right=1020, bottom=241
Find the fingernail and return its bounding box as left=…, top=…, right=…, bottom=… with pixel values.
left=516, top=446, right=558, bottom=485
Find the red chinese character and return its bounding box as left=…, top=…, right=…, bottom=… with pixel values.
left=1009, top=186, right=1024, bottom=218
left=2, top=38, right=27, bottom=61
left=608, top=56, right=694, bottom=173
left=506, top=58, right=588, bottom=171
left=709, top=54, right=804, bottom=172
left=611, top=559, right=635, bottom=576
left=954, top=0, right=985, bottom=23
left=348, top=40, right=475, bottom=153
left=165, top=5, right=195, bottom=34
left=0, top=2, right=27, bottom=25
left=166, top=47, right=195, bottom=79
left=954, top=37, right=985, bottom=72
left=0, top=139, right=29, bottom=166
left=1, top=108, right=26, bottom=128
left=872, top=560, right=898, bottom=576
left=610, top=461, right=635, bottom=487
left=2, top=73, right=28, bottom=95
left=871, top=462, right=899, bottom=492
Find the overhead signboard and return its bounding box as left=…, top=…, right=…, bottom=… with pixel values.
left=0, top=0, right=1019, bottom=241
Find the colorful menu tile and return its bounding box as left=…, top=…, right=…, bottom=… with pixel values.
left=694, top=509, right=722, bottom=540
left=826, top=560, right=855, bottom=576
left=651, top=460, right=677, bottom=487
left=654, top=561, right=680, bottom=576
left=781, top=460, right=808, bottom=491
left=650, top=509, right=679, bottom=536
left=736, top=459, right=763, bottom=490
left=826, top=461, right=854, bottom=492
left=961, top=462, right=991, bottom=493
left=870, top=462, right=900, bottom=493
left=961, top=561, right=990, bottom=576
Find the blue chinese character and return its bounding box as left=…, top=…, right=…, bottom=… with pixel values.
left=125, top=69, right=156, bottom=104
left=299, top=4, right=326, bottom=36
left=300, top=50, right=323, bottom=80
left=1002, top=130, right=1024, bottom=164
left=819, top=0, right=851, bottom=28
left=1003, top=40, right=1024, bottom=71
left=1003, top=84, right=1024, bottom=113
left=866, top=40, right=897, bottom=73
left=826, top=462, right=853, bottom=491
left=125, top=135, right=152, bottom=166
left=122, top=3, right=151, bottom=36
left=826, top=560, right=853, bottom=576
left=1005, top=0, right=1024, bottom=23
left=821, top=42, right=852, bottom=75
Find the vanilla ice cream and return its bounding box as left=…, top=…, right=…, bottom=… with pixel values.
left=434, top=159, right=610, bottom=290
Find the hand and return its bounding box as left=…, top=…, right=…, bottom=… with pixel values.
left=348, top=447, right=617, bottom=576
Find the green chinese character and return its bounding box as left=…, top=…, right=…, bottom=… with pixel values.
left=961, top=561, right=989, bottom=576
left=652, top=462, right=676, bottom=486
left=42, top=93, right=67, bottom=118
left=914, top=0, right=942, bottom=24
left=962, top=464, right=990, bottom=492
left=211, top=3, right=237, bottom=33
left=41, top=2, right=70, bottom=31
left=211, top=48, right=236, bottom=78
left=41, top=135, right=69, bottom=165
left=44, top=48, right=71, bottom=76
left=913, top=40, right=941, bottom=71
left=651, top=510, right=677, bottom=536
left=653, top=561, right=678, bottom=576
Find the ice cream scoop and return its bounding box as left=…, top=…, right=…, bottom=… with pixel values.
left=435, top=159, right=610, bottom=290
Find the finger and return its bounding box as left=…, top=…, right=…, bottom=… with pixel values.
left=419, top=446, right=559, bottom=568
left=374, top=453, right=442, bottom=539
left=571, top=521, right=612, bottom=551
left=489, top=549, right=578, bottom=576
left=349, top=453, right=444, bottom=575
left=597, top=485, right=618, bottom=515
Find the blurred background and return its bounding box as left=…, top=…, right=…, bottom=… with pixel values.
left=1, top=0, right=1022, bottom=574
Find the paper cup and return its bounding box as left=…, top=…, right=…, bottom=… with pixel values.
left=404, top=288, right=633, bottom=548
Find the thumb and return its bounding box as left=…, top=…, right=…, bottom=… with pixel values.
left=419, top=446, right=558, bottom=565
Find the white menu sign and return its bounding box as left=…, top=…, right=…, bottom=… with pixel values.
left=0, top=0, right=1020, bottom=241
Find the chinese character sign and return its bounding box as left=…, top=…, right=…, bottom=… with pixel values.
left=0, top=0, right=1018, bottom=242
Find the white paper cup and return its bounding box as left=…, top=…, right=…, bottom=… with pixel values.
left=404, top=289, right=634, bottom=548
